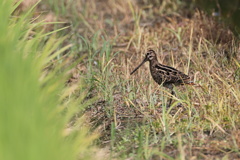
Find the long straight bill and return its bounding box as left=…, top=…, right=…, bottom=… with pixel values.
left=130, top=59, right=147, bottom=75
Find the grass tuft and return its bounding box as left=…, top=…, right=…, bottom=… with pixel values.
left=0, top=1, right=99, bottom=160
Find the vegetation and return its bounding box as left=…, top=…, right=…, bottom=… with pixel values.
left=196, top=0, right=240, bottom=36
left=1, top=0, right=239, bottom=159
left=0, top=1, right=97, bottom=160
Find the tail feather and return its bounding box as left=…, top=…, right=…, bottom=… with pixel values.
left=183, top=81, right=204, bottom=90
left=186, top=81, right=195, bottom=85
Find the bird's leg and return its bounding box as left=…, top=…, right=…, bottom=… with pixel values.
left=167, top=89, right=175, bottom=108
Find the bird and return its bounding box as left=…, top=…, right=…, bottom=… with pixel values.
left=130, top=49, right=194, bottom=107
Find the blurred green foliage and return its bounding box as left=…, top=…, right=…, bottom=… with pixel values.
left=0, top=1, right=96, bottom=160
left=195, top=0, right=240, bottom=37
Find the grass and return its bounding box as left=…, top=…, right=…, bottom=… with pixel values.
left=3, top=0, right=240, bottom=159
left=0, top=1, right=98, bottom=160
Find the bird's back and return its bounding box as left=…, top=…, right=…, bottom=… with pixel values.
left=150, top=62, right=190, bottom=87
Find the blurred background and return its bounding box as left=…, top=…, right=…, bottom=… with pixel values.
left=1, top=0, right=240, bottom=160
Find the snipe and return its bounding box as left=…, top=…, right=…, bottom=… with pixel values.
left=130, top=49, right=194, bottom=107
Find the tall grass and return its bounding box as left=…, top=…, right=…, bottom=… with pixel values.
left=0, top=1, right=96, bottom=160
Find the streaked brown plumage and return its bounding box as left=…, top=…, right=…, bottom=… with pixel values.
left=130, top=49, right=194, bottom=107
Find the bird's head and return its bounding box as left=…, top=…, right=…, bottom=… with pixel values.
left=145, top=49, right=157, bottom=61
left=130, top=49, right=157, bottom=75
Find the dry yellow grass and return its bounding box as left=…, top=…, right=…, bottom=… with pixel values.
left=36, top=0, right=240, bottom=159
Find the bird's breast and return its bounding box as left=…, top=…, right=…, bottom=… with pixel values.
left=150, top=67, right=163, bottom=85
